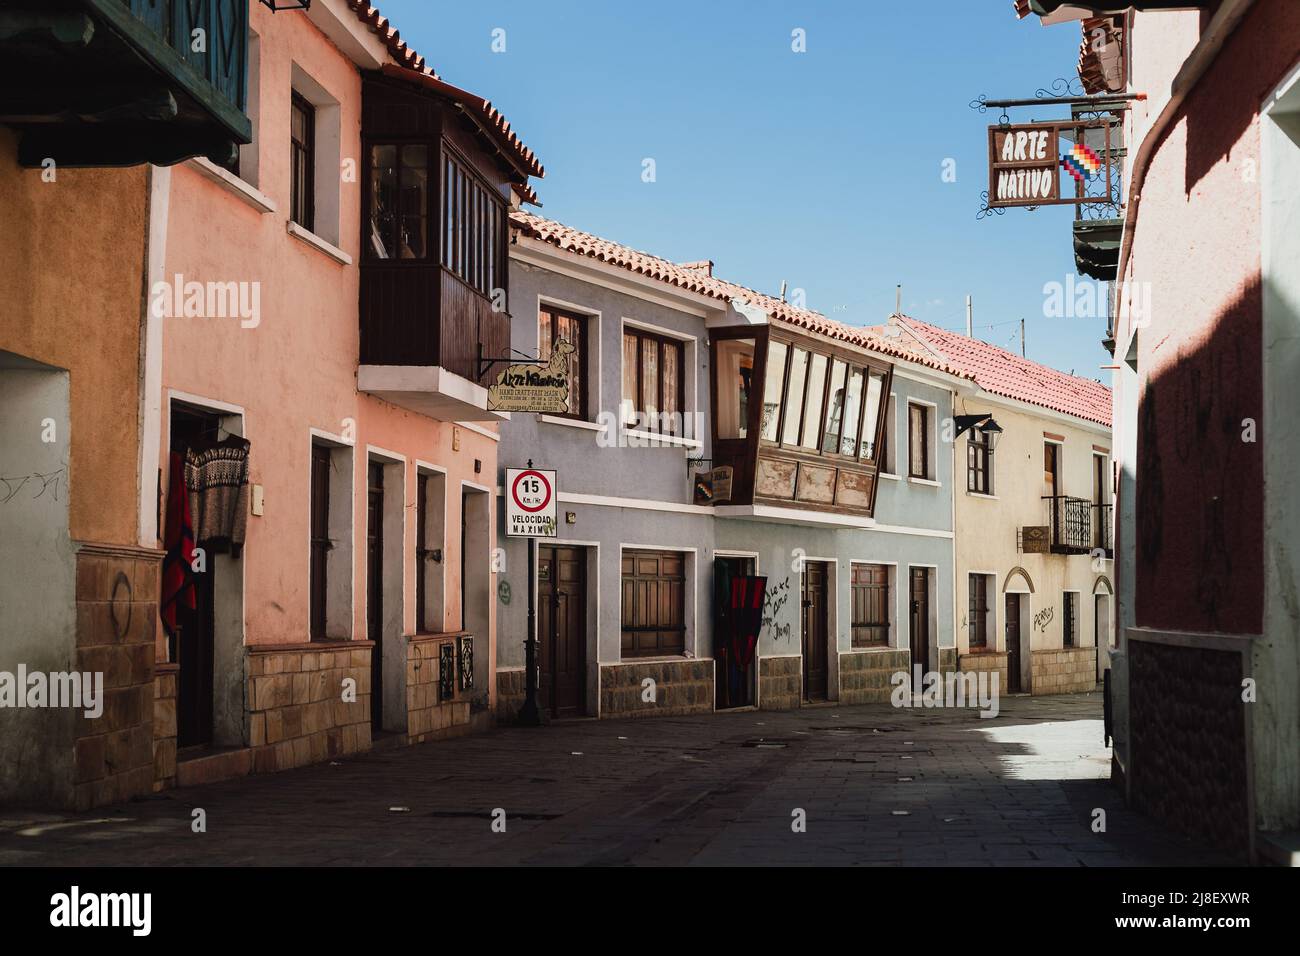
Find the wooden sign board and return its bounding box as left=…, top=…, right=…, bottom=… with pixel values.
left=987, top=121, right=1111, bottom=209
left=486, top=342, right=572, bottom=413
left=1021, top=526, right=1050, bottom=554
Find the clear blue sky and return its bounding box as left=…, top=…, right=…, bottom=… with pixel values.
left=375, top=0, right=1110, bottom=379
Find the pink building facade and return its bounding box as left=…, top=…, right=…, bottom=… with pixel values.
left=145, top=2, right=538, bottom=789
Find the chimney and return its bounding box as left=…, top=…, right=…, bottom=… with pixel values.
left=677, top=260, right=713, bottom=277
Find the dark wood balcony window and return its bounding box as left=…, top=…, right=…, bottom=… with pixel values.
left=908, top=403, right=931, bottom=479
left=622, top=329, right=684, bottom=435
left=368, top=144, right=429, bottom=259
left=621, top=549, right=686, bottom=657
left=851, top=563, right=890, bottom=648
left=969, top=573, right=989, bottom=648
left=290, top=91, right=315, bottom=232
left=540, top=305, right=588, bottom=419
left=968, top=427, right=994, bottom=495
left=442, top=150, right=505, bottom=298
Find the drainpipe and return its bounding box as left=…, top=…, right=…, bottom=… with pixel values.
left=1111, top=0, right=1257, bottom=335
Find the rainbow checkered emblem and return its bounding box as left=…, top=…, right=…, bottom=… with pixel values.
left=1061, top=143, right=1103, bottom=182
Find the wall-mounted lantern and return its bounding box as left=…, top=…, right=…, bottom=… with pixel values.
left=954, top=414, right=1003, bottom=452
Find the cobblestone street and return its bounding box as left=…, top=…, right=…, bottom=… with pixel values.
left=0, top=691, right=1230, bottom=866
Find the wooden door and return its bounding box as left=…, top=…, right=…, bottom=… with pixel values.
left=909, top=568, right=930, bottom=692
left=539, top=545, right=586, bottom=717
left=309, top=444, right=331, bottom=640
left=801, top=561, right=829, bottom=701
left=367, top=462, right=384, bottom=732
left=1006, top=593, right=1022, bottom=693
left=1044, top=442, right=1059, bottom=495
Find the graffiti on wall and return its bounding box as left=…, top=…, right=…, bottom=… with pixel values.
left=761, top=577, right=793, bottom=643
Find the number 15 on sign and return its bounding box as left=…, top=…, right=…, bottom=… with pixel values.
left=505, top=467, right=558, bottom=538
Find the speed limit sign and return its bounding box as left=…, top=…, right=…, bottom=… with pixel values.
left=505, top=467, right=558, bottom=537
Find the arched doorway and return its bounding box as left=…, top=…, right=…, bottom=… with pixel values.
left=1093, top=576, right=1114, bottom=684
left=1002, top=567, right=1034, bottom=694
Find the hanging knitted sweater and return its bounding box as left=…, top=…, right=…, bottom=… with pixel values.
left=185, top=436, right=251, bottom=558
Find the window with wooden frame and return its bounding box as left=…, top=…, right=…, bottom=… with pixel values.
left=290, top=91, right=315, bottom=232
left=967, top=427, right=994, bottom=495
left=908, top=403, right=932, bottom=479
left=762, top=337, right=889, bottom=462
left=441, top=148, right=505, bottom=298
left=851, top=563, right=890, bottom=648
left=620, top=549, right=686, bottom=657
left=1063, top=591, right=1078, bottom=648
left=367, top=144, right=429, bottom=259
left=539, top=305, right=587, bottom=419
left=968, top=574, right=990, bottom=648
left=622, top=327, right=685, bottom=435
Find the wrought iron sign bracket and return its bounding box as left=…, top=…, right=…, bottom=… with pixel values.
left=475, top=342, right=543, bottom=383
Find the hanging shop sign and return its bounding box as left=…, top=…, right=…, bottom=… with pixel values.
left=693, top=466, right=734, bottom=505
left=1021, top=526, right=1050, bottom=554
left=485, top=342, right=573, bottom=413
left=506, top=467, right=557, bottom=537
left=987, top=120, right=1111, bottom=208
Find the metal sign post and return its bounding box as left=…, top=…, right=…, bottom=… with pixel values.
left=505, top=461, right=557, bottom=726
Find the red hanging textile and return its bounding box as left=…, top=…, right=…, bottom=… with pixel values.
left=160, top=451, right=197, bottom=639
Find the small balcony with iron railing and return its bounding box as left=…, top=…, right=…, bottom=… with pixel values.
left=1041, top=494, right=1093, bottom=555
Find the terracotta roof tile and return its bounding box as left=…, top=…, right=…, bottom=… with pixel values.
left=510, top=212, right=969, bottom=376
left=897, top=316, right=1111, bottom=426
left=349, top=4, right=544, bottom=182
left=348, top=1, right=428, bottom=73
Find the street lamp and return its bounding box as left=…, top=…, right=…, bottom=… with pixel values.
left=954, top=414, right=1002, bottom=452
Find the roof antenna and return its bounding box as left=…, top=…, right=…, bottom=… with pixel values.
left=895, top=284, right=902, bottom=316
left=1021, top=318, right=1026, bottom=358
left=966, top=295, right=973, bottom=338
left=779, top=280, right=787, bottom=303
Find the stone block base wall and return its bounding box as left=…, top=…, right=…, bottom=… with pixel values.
left=838, top=649, right=909, bottom=704
left=1030, top=647, right=1098, bottom=695
left=600, top=659, right=713, bottom=718
left=153, top=663, right=178, bottom=792
left=247, top=642, right=372, bottom=773
left=495, top=668, right=525, bottom=722
left=73, top=542, right=161, bottom=810
left=936, top=647, right=957, bottom=677
left=407, top=635, right=472, bottom=742
left=759, top=656, right=801, bottom=710
left=959, top=651, right=1009, bottom=696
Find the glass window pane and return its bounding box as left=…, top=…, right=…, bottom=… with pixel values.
left=821, top=359, right=847, bottom=453
left=860, top=370, right=885, bottom=459
left=760, top=340, right=787, bottom=441
left=538, top=308, right=552, bottom=362
left=782, top=348, right=808, bottom=445
left=840, top=368, right=864, bottom=457
left=561, top=316, right=581, bottom=416
left=398, top=145, right=427, bottom=259
left=662, top=343, right=680, bottom=435
left=800, top=353, right=828, bottom=449
left=368, top=144, right=397, bottom=259
left=641, top=338, right=659, bottom=432
left=622, top=333, right=638, bottom=425
left=715, top=338, right=754, bottom=440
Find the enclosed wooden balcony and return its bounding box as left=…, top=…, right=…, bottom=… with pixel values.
left=0, top=0, right=251, bottom=167
left=708, top=327, right=893, bottom=522
left=357, top=68, right=534, bottom=422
